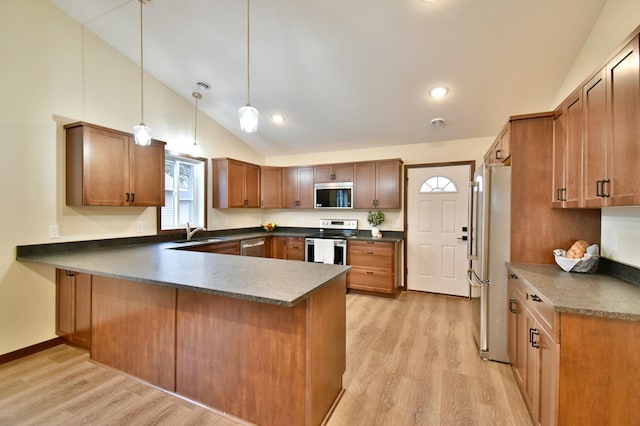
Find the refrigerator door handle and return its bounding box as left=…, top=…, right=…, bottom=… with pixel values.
left=468, top=181, right=478, bottom=260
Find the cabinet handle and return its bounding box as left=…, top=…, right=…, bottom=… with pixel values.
left=65, top=270, right=75, bottom=277
left=602, top=179, right=610, bottom=197
left=509, top=273, right=518, bottom=279
left=556, top=188, right=561, bottom=201
left=530, top=294, right=542, bottom=302
left=366, top=271, right=374, bottom=275
left=366, top=251, right=375, bottom=255
left=509, top=298, right=517, bottom=314
left=530, top=328, right=540, bottom=348
left=126, top=192, right=130, bottom=202
left=131, top=193, right=135, bottom=202
left=562, top=188, right=567, bottom=201
left=495, top=149, right=502, bottom=160
left=596, top=180, right=603, bottom=197
left=557, top=188, right=567, bottom=202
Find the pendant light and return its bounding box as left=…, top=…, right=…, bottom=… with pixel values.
left=133, top=0, right=151, bottom=146
left=239, top=0, right=258, bottom=133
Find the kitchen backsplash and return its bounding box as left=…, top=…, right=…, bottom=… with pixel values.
left=601, top=206, right=640, bottom=269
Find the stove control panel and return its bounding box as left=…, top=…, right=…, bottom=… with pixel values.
left=318, top=219, right=358, bottom=230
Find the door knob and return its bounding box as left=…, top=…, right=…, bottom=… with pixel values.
left=457, top=236, right=468, bottom=241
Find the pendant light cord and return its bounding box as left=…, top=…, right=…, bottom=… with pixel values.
left=194, top=94, right=199, bottom=144
left=139, top=0, right=145, bottom=123
left=246, top=0, right=251, bottom=106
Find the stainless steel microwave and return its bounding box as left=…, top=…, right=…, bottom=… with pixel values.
left=314, top=182, right=353, bottom=209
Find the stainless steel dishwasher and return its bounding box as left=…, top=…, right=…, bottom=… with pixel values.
left=240, top=238, right=265, bottom=257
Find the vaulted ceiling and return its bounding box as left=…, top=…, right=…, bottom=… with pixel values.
left=50, top=0, right=607, bottom=155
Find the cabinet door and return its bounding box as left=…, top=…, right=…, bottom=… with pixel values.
left=244, top=162, right=261, bottom=208
left=82, top=127, right=128, bottom=206
left=271, top=237, right=287, bottom=259
left=129, top=139, right=165, bottom=206
left=354, top=162, right=376, bottom=208
left=73, top=273, right=92, bottom=349
left=375, top=160, right=401, bottom=209
left=537, top=325, right=558, bottom=426
left=282, top=167, right=299, bottom=208
left=285, top=237, right=306, bottom=261
left=582, top=70, right=607, bottom=208
left=333, top=163, right=355, bottom=182
left=261, top=167, right=282, bottom=208
left=56, top=269, right=75, bottom=336
left=297, top=167, right=315, bottom=208
left=498, top=124, right=511, bottom=162
left=314, top=165, right=333, bottom=183
left=606, top=35, right=640, bottom=206
left=564, top=93, right=583, bottom=208
left=226, top=160, right=246, bottom=208
left=551, top=107, right=567, bottom=208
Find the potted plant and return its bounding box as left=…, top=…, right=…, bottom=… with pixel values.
left=367, top=210, right=385, bottom=237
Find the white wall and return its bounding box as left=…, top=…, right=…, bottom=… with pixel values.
left=552, top=0, right=640, bottom=268
left=0, top=0, right=264, bottom=355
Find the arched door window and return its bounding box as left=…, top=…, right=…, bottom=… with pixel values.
left=419, top=175, right=458, bottom=193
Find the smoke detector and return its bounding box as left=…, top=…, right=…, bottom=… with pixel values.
left=195, top=81, right=211, bottom=91
left=431, top=118, right=446, bottom=128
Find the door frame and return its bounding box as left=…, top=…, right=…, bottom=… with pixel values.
left=403, top=160, right=476, bottom=291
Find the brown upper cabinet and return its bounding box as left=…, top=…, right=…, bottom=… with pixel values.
left=354, top=159, right=402, bottom=209
left=553, top=31, right=640, bottom=208
left=583, top=34, right=640, bottom=207
left=485, top=123, right=511, bottom=165
left=283, top=166, right=314, bottom=208
left=314, top=163, right=355, bottom=183
left=65, top=122, right=165, bottom=207
left=551, top=89, right=583, bottom=208
left=212, top=158, right=260, bottom=208
left=260, top=166, right=283, bottom=208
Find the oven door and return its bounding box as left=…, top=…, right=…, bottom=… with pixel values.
left=305, top=239, right=346, bottom=265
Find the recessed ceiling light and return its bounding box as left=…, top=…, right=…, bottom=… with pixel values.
left=429, top=87, right=448, bottom=98
left=271, top=114, right=286, bottom=124
left=431, top=118, right=446, bottom=127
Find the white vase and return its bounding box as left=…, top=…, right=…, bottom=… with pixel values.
left=371, top=227, right=379, bottom=237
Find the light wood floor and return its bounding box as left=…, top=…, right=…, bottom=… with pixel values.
left=0, top=291, right=532, bottom=425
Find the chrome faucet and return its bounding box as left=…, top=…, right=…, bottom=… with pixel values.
left=186, top=222, right=205, bottom=241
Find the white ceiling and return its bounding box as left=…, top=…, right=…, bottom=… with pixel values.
left=49, top=0, right=607, bottom=156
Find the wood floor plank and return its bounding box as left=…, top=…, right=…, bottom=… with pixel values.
left=0, top=291, right=531, bottom=426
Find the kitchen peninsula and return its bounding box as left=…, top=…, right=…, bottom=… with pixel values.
left=17, top=240, right=350, bottom=426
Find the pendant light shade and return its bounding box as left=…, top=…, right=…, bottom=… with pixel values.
left=133, top=0, right=151, bottom=146
left=133, top=123, right=151, bottom=146
left=239, top=104, right=259, bottom=133
left=239, top=0, right=258, bottom=133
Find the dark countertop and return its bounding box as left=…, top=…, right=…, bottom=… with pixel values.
left=18, top=242, right=350, bottom=307
left=507, top=263, right=640, bottom=321
left=16, top=226, right=404, bottom=307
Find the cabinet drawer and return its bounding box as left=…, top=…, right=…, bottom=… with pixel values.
left=509, top=272, right=556, bottom=338
left=348, top=269, right=394, bottom=294
left=187, top=241, right=241, bottom=255
left=348, top=240, right=393, bottom=253
left=348, top=250, right=393, bottom=270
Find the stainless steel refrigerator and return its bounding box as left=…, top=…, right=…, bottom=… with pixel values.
left=468, top=163, right=511, bottom=363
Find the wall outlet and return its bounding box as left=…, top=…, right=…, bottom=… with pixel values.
left=49, top=225, right=60, bottom=239
left=136, top=221, right=143, bottom=233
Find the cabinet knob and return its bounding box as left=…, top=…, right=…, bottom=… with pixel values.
left=366, top=251, right=374, bottom=255
left=509, top=273, right=518, bottom=279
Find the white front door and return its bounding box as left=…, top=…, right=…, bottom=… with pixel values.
left=407, top=165, right=470, bottom=296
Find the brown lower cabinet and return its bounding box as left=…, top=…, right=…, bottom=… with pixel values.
left=56, top=269, right=91, bottom=350
left=272, top=236, right=305, bottom=261
left=507, top=272, right=640, bottom=426
left=57, top=269, right=346, bottom=426
left=347, top=240, right=398, bottom=296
